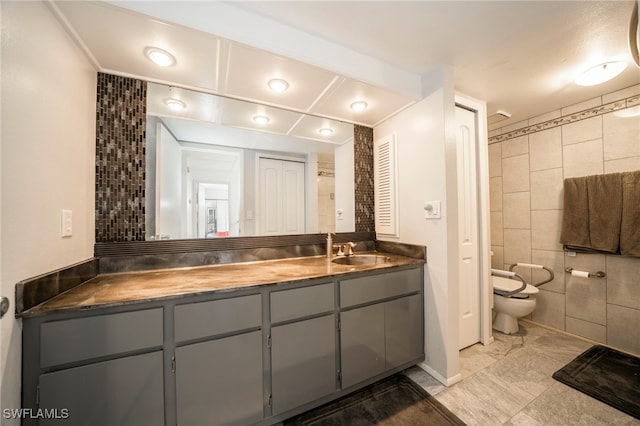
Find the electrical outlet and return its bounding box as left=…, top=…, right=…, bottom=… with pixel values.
left=61, top=210, right=73, bottom=238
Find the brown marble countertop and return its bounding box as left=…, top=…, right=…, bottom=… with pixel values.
left=21, top=252, right=424, bottom=317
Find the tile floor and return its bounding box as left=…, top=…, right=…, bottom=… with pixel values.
left=404, top=320, right=640, bottom=426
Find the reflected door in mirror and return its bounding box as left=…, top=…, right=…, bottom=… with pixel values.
left=258, top=158, right=305, bottom=235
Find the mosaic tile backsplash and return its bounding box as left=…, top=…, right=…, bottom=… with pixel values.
left=95, top=73, right=147, bottom=242
left=354, top=125, right=375, bottom=232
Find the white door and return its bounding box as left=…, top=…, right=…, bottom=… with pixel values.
left=456, top=106, right=481, bottom=349
left=258, top=158, right=305, bottom=235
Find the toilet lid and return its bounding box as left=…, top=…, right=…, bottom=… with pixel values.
left=493, top=276, right=539, bottom=295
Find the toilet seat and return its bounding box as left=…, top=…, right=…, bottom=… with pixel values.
left=493, top=276, right=539, bottom=298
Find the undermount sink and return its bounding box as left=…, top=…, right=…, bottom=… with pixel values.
left=331, top=255, right=392, bottom=266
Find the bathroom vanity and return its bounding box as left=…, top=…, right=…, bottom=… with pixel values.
left=20, top=253, right=424, bottom=426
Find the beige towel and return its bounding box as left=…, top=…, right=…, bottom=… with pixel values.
left=620, top=171, right=640, bottom=257
left=587, top=173, right=622, bottom=253
left=560, top=176, right=590, bottom=249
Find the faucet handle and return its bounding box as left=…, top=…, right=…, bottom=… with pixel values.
left=344, top=242, right=357, bottom=256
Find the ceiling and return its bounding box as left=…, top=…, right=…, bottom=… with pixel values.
left=53, top=1, right=639, bottom=132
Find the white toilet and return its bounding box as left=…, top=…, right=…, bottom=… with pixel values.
left=492, top=275, right=539, bottom=334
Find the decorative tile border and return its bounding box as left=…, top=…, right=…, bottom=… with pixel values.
left=489, top=94, right=640, bottom=144
left=354, top=125, right=375, bottom=232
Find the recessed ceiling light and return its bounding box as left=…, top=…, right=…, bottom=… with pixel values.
left=144, top=47, right=176, bottom=67
left=253, top=115, right=270, bottom=125
left=319, top=127, right=333, bottom=136
left=574, top=61, right=627, bottom=86
left=268, top=78, right=289, bottom=93
left=350, top=100, right=368, bottom=112
left=164, top=98, right=186, bottom=111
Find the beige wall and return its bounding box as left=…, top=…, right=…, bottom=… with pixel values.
left=489, top=84, right=640, bottom=355
left=1, top=1, right=96, bottom=417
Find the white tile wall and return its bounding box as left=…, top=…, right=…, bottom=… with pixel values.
left=503, top=192, right=531, bottom=229
left=562, top=139, right=604, bottom=178
left=561, top=116, right=602, bottom=145
left=530, top=168, right=563, bottom=210
left=607, top=305, right=640, bottom=354
left=531, top=210, right=563, bottom=251
left=532, top=290, right=565, bottom=330
left=502, top=135, right=529, bottom=158
left=503, top=229, right=531, bottom=266
left=561, top=96, right=602, bottom=116
left=489, top=177, right=503, bottom=212
left=529, top=127, right=562, bottom=172
left=489, top=93, right=640, bottom=356
left=602, top=113, right=640, bottom=160
left=502, top=154, right=530, bottom=193
left=605, top=156, right=640, bottom=173
left=565, top=316, right=606, bottom=343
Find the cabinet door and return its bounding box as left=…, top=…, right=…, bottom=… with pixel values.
left=38, top=351, right=164, bottom=426
left=340, top=304, right=385, bottom=388
left=176, top=331, right=263, bottom=426
left=385, top=294, right=423, bottom=369
left=271, top=315, right=336, bottom=415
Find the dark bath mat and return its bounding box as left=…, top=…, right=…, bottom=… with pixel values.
left=284, top=374, right=465, bottom=425
left=552, top=345, right=640, bottom=419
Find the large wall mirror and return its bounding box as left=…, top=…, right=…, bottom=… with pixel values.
left=145, top=83, right=356, bottom=240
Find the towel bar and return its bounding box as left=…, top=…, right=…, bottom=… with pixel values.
left=565, top=267, right=606, bottom=278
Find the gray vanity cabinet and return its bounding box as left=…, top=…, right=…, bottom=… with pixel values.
left=26, top=308, right=165, bottom=426
left=385, top=294, right=423, bottom=370
left=174, top=295, right=263, bottom=426
left=38, top=351, right=164, bottom=426
left=339, top=268, right=423, bottom=389
left=22, top=264, right=424, bottom=426
left=340, top=303, right=386, bottom=388
left=269, top=283, right=336, bottom=415
left=175, top=331, right=263, bottom=426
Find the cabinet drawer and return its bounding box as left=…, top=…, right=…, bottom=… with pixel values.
left=270, top=282, right=334, bottom=323
left=175, top=294, right=261, bottom=342
left=340, top=268, right=421, bottom=308
left=40, top=308, right=163, bottom=368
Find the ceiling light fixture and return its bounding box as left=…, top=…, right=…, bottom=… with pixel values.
left=614, top=105, right=640, bottom=118
left=319, top=127, right=333, bottom=136
left=350, top=100, right=368, bottom=112
left=574, top=61, right=627, bottom=86
left=144, top=47, right=176, bottom=67
left=253, top=115, right=270, bottom=125
left=268, top=78, right=289, bottom=93
left=164, top=98, right=186, bottom=111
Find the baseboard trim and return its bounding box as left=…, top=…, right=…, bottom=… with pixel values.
left=416, top=362, right=462, bottom=387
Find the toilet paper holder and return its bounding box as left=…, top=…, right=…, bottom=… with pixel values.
left=565, top=267, right=606, bottom=278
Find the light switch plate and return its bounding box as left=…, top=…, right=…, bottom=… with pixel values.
left=61, top=209, right=72, bottom=237
left=424, top=201, right=441, bottom=219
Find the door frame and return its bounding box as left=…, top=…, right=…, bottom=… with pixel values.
left=454, top=94, right=493, bottom=347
